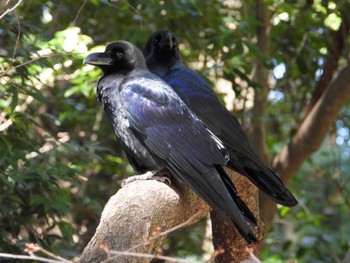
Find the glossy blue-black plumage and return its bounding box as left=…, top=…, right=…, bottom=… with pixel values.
left=84, top=41, right=258, bottom=243
left=144, top=30, right=298, bottom=207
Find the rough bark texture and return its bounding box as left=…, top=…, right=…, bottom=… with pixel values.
left=79, top=180, right=210, bottom=263
left=260, top=64, right=350, bottom=226
left=211, top=170, right=262, bottom=263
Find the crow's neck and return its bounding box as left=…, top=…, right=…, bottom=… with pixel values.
left=147, top=55, right=181, bottom=79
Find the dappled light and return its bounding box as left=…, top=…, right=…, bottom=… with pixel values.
left=0, top=0, right=349, bottom=262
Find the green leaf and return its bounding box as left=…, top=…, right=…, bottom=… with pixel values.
left=57, top=221, right=74, bottom=241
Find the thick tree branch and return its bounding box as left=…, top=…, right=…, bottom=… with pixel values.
left=303, top=13, right=349, bottom=117
left=211, top=170, right=261, bottom=263
left=260, top=64, right=350, bottom=225
left=79, top=180, right=210, bottom=263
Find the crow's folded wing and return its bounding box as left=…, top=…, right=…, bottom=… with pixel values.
left=165, top=68, right=298, bottom=207
left=120, top=78, right=257, bottom=243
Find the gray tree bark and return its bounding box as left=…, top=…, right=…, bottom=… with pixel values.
left=79, top=180, right=210, bottom=263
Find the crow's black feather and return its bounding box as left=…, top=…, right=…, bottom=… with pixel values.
left=144, top=30, right=298, bottom=207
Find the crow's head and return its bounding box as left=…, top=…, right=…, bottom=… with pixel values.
left=84, top=41, right=146, bottom=75
left=144, top=30, right=180, bottom=61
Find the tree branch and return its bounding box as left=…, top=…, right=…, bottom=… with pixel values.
left=303, top=12, right=349, bottom=117
left=260, top=64, right=350, bottom=225
left=79, top=180, right=210, bottom=263
left=210, top=170, right=261, bottom=263
left=0, top=0, right=23, bottom=20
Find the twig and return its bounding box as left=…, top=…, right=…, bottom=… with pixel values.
left=98, top=241, right=112, bottom=262
left=24, top=243, right=71, bottom=263
left=72, top=0, right=88, bottom=26
left=291, top=33, right=308, bottom=65
left=0, top=52, right=76, bottom=77
left=107, top=250, right=202, bottom=263
left=241, top=247, right=262, bottom=263
left=0, top=252, right=65, bottom=263
left=130, top=208, right=204, bottom=251
left=158, top=209, right=204, bottom=236
left=111, top=0, right=143, bottom=29
left=11, top=12, right=21, bottom=60
left=0, top=54, right=53, bottom=76
left=205, top=247, right=225, bottom=263
left=104, top=208, right=206, bottom=262
left=0, top=0, right=22, bottom=20
left=106, top=245, right=224, bottom=263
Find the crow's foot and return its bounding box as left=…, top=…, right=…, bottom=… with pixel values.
left=121, top=170, right=171, bottom=187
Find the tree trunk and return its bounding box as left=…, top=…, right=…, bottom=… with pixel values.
left=211, top=170, right=262, bottom=263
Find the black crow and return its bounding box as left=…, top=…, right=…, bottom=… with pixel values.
left=84, top=41, right=258, bottom=243
left=144, top=30, right=298, bottom=207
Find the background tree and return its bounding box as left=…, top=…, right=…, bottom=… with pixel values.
left=0, top=0, right=349, bottom=262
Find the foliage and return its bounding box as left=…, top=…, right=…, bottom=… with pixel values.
left=263, top=134, right=350, bottom=262
left=0, top=0, right=349, bottom=262
left=1, top=14, right=127, bottom=257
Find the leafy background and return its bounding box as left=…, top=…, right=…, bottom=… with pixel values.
left=0, top=0, right=349, bottom=262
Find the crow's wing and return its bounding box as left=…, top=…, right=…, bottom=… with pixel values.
left=122, top=77, right=228, bottom=167
left=165, top=67, right=298, bottom=206
left=165, top=67, right=249, bottom=145
left=121, top=75, right=257, bottom=243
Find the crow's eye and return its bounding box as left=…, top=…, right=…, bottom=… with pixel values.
left=111, top=47, right=124, bottom=60
left=153, top=35, right=161, bottom=46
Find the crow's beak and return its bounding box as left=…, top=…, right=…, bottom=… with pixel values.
left=160, top=33, right=174, bottom=49
left=83, top=52, right=113, bottom=66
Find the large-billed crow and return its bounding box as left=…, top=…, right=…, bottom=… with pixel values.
left=144, top=30, right=298, bottom=207
left=84, top=41, right=258, bottom=243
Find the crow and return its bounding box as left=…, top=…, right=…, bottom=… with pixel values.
left=144, top=30, right=298, bottom=207
left=84, top=40, right=258, bottom=243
